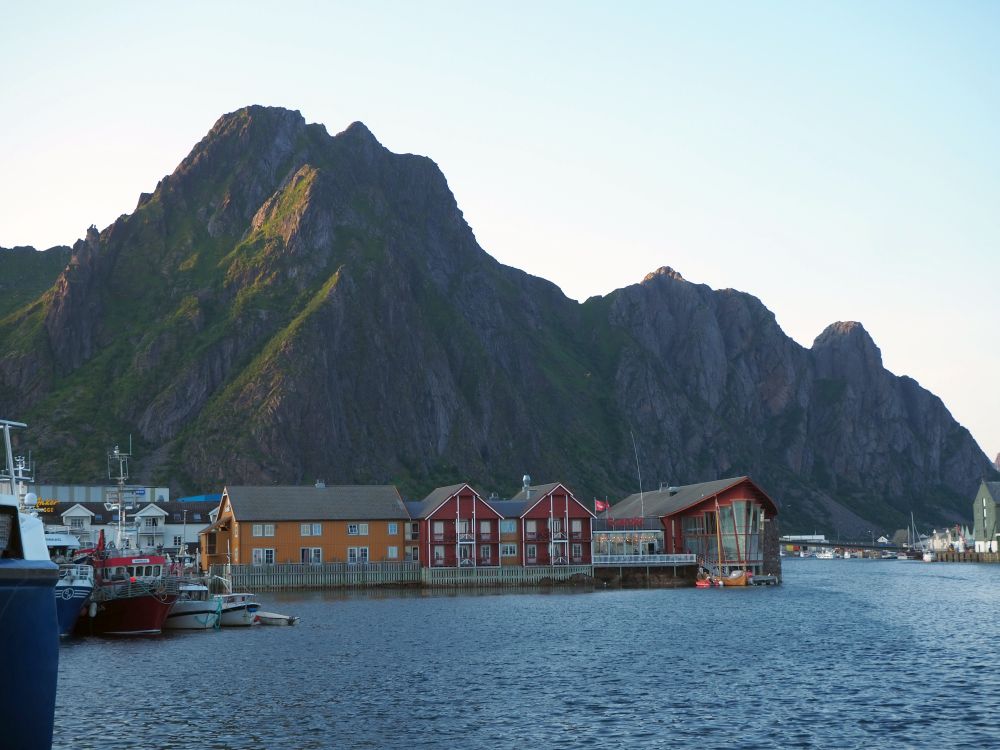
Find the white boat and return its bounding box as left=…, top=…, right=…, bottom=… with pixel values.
left=255, top=611, right=298, bottom=626
left=165, top=583, right=221, bottom=630
left=816, top=549, right=835, bottom=559
left=212, top=592, right=260, bottom=626
left=922, top=550, right=936, bottom=563
left=842, top=550, right=851, bottom=559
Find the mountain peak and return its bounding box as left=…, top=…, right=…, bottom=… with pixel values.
left=642, top=266, right=685, bottom=283
left=812, top=320, right=883, bottom=374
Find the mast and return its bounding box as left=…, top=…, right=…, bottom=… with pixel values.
left=108, top=443, right=131, bottom=549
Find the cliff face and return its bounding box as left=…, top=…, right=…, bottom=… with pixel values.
left=0, top=106, right=993, bottom=533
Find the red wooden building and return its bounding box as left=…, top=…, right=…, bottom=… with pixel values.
left=406, top=484, right=503, bottom=568
left=509, top=480, right=596, bottom=566
left=610, top=476, right=780, bottom=577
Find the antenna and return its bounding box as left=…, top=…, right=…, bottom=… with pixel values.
left=630, top=428, right=644, bottom=518
left=108, top=442, right=132, bottom=549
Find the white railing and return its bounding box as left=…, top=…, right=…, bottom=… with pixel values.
left=592, top=554, right=697, bottom=566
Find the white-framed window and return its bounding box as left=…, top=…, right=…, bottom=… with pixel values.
left=69, top=518, right=85, bottom=529
left=571, top=519, right=583, bottom=533
left=172, top=535, right=183, bottom=546
left=432, top=520, right=445, bottom=540
left=500, top=519, right=517, bottom=534
left=386, top=545, right=398, bottom=559
left=549, top=518, right=562, bottom=533
left=301, top=523, right=322, bottom=536
left=252, top=524, right=275, bottom=537
left=347, top=547, right=369, bottom=564
left=572, top=543, right=583, bottom=559
left=407, top=546, right=419, bottom=562
left=480, top=520, right=491, bottom=535
left=501, top=544, right=517, bottom=557
left=387, top=522, right=399, bottom=535
left=300, top=547, right=322, bottom=564
left=526, top=544, right=537, bottom=562
left=433, top=545, right=445, bottom=562
left=347, top=523, right=369, bottom=536
left=144, top=517, right=158, bottom=527
left=252, top=548, right=275, bottom=565
left=480, top=545, right=492, bottom=562
left=526, top=520, right=537, bottom=539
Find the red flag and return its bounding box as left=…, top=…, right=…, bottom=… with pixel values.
left=595, top=499, right=608, bottom=512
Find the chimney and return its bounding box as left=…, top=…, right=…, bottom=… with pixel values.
left=668, top=486, right=679, bottom=496
left=522, top=474, right=532, bottom=500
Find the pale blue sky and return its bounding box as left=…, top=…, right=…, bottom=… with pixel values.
left=1, top=1, right=997, bottom=459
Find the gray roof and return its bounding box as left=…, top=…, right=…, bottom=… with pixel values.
left=411, top=483, right=469, bottom=519
left=510, top=483, right=563, bottom=502
left=490, top=500, right=528, bottom=518
left=983, top=482, right=1000, bottom=501
left=612, top=476, right=776, bottom=518
left=224, top=485, right=408, bottom=521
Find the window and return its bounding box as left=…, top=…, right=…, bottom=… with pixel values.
left=480, top=545, right=492, bottom=562
left=386, top=545, right=398, bottom=559
left=501, top=544, right=517, bottom=557
left=526, top=520, right=537, bottom=539
left=173, top=513, right=182, bottom=522
left=69, top=518, right=84, bottom=529
left=252, top=548, right=275, bottom=565
left=206, top=533, right=217, bottom=555
left=433, top=545, right=445, bottom=564
left=432, top=521, right=445, bottom=540
left=252, top=523, right=274, bottom=537
left=173, top=536, right=183, bottom=546
left=144, top=518, right=158, bottom=527
left=347, top=547, right=369, bottom=564
left=94, top=514, right=103, bottom=522
left=406, top=546, right=419, bottom=562
left=301, top=523, right=322, bottom=536
left=500, top=519, right=517, bottom=534
left=571, top=519, right=582, bottom=534
left=300, top=547, right=322, bottom=564
left=479, top=520, right=491, bottom=538
left=193, top=513, right=202, bottom=521
left=572, top=543, right=583, bottom=560
left=347, top=523, right=369, bottom=536
left=526, top=544, right=537, bottom=563
left=387, top=522, right=399, bottom=535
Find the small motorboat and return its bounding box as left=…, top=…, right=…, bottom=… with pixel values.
left=212, top=592, right=260, bottom=626
left=255, top=611, right=298, bottom=626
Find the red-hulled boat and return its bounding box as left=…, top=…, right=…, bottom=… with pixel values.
left=74, top=445, right=180, bottom=635
left=74, top=545, right=180, bottom=635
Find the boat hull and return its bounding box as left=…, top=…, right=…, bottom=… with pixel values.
left=213, top=593, right=260, bottom=626
left=164, top=601, right=221, bottom=630
left=0, top=558, right=60, bottom=750
left=76, top=591, right=178, bottom=635
left=54, top=582, right=93, bottom=636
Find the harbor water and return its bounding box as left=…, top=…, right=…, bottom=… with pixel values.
left=54, top=560, right=1000, bottom=748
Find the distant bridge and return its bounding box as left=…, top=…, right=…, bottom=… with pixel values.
left=780, top=538, right=904, bottom=552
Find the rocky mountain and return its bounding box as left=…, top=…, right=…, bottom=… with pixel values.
left=1, top=105, right=994, bottom=534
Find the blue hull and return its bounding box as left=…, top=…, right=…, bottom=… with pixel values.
left=0, top=558, right=60, bottom=750
left=55, top=583, right=92, bottom=637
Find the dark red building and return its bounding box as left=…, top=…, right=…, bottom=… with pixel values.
left=610, top=476, right=780, bottom=577
left=509, top=480, right=596, bottom=566
left=406, top=484, right=503, bottom=568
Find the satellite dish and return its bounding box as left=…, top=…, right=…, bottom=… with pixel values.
left=23, top=492, right=37, bottom=507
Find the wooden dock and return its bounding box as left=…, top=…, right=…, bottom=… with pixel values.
left=931, top=551, right=1000, bottom=563
left=209, top=562, right=594, bottom=591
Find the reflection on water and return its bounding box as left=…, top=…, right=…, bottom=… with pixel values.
left=54, top=561, right=1000, bottom=748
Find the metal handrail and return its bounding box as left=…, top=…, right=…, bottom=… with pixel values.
left=593, top=553, right=696, bottom=565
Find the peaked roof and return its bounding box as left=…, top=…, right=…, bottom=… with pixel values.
left=224, top=485, right=408, bottom=521
left=981, top=481, right=1000, bottom=501
left=510, top=482, right=561, bottom=502
left=612, top=476, right=777, bottom=518
left=408, top=483, right=504, bottom=519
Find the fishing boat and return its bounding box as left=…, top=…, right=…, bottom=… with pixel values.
left=816, top=548, right=835, bottom=560
left=0, top=419, right=60, bottom=750
left=213, top=591, right=261, bottom=626
left=165, top=582, right=221, bottom=630
left=74, top=445, right=179, bottom=635
left=54, top=562, right=95, bottom=636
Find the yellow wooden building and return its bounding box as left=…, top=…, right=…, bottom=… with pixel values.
left=200, top=484, right=410, bottom=569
